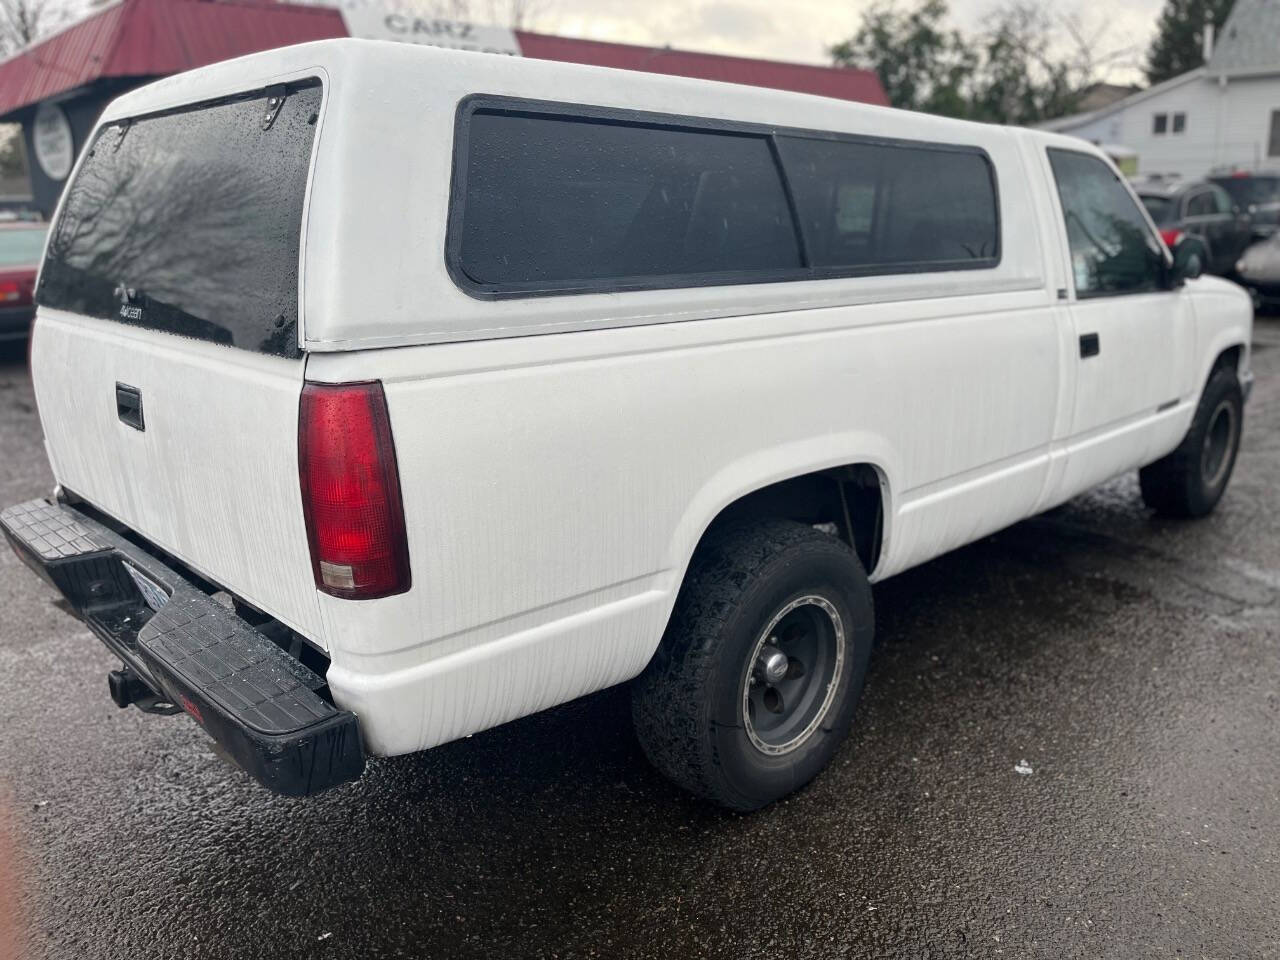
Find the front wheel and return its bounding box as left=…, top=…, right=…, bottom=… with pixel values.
left=1139, top=364, right=1244, bottom=517
left=632, top=519, right=874, bottom=811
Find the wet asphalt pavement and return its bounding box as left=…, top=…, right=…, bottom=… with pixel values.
left=1, top=319, right=1278, bottom=960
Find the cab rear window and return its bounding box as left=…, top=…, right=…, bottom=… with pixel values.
left=37, top=80, right=322, bottom=359
left=1140, top=195, right=1175, bottom=225
left=776, top=135, right=998, bottom=271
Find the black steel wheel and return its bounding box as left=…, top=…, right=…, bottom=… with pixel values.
left=741, top=595, right=845, bottom=756
left=1140, top=363, right=1244, bottom=518
left=632, top=519, right=874, bottom=811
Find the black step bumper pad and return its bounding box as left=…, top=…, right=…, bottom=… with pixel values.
left=1, top=498, right=365, bottom=796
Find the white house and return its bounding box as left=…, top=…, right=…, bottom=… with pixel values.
left=1039, top=0, right=1280, bottom=178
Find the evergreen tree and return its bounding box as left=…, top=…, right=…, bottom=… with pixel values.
left=1145, top=0, right=1237, bottom=85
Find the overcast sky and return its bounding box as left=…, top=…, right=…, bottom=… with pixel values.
left=532, top=0, right=1166, bottom=85
left=25, top=0, right=1170, bottom=87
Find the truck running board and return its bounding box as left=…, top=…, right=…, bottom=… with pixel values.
left=0, top=498, right=365, bottom=797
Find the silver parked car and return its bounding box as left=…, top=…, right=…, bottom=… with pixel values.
left=1236, top=233, right=1280, bottom=307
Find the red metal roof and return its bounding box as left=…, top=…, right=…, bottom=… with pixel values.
left=515, top=31, right=889, bottom=106
left=0, top=0, right=887, bottom=120
left=0, top=0, right=346, bottom=119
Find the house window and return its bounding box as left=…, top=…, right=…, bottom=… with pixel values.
left=1269, top=110, right=1280, bottom=157
left=1153, top=113, right=1168, bottom=134
left=1173, top=112, right=1186, bottom=133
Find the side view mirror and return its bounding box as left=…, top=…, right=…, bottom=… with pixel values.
left=1172, top=238, right=1204, bottom=282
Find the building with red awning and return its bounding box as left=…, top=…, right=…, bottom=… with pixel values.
left=0, top=0, right=888, bottom=216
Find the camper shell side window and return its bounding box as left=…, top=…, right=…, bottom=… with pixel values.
left=446, top=96, right=1002, bottom=299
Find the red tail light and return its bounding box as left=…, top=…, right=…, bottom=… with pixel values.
left=0, top=280, right=22, bottom=303
left=298, top=381, right=411, bottom=600
left=1159, top=228, right=1184, bottom=249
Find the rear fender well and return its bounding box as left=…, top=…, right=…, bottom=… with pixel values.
left=664, top=441, right=899, bottom=582
left=645, top=440, right=899, bottom=673
left=1212, top=343, right=1243, bottom=376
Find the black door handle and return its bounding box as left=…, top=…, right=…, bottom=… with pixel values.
left=116, top=382, right=144, bottom=431
left=1079, top=333, right=1100, bottom=358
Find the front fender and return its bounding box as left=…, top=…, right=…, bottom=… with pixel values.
left=1188, top=275, right=1253, bottom=395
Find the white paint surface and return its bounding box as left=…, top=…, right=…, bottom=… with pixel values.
left=33, top=40, right=1255, bottom=757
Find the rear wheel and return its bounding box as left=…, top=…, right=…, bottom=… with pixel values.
left=632, top=519, right=874, bottom=811
left=1139, top=364, right=1244, bottom=517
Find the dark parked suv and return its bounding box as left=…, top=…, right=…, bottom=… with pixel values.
left=1209, top=171, right=1280, bottom=239
left=1135, top=178, right=1253, bottom=277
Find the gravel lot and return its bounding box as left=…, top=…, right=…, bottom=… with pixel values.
left=1, top=317, right=1278, bottom=960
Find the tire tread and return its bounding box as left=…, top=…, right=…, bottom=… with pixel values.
left=632, top=519, right=865, bottom=809
left=1140, top=364, right=1243, bottom=518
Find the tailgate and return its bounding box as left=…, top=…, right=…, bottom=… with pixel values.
left=29, top=79, right=325, bottom=642
left=30, top=316, right=321, bottom=639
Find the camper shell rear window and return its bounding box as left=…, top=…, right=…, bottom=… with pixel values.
left=448, top=96, right=1001, bottom=299
left=37, top=80, right=323, bottom=359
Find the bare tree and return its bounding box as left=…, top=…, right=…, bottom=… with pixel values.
left=0, top=0, right=64, bottom=56
left=1053, top=6, right=1145, bottom=88
left=0, top=128, right=27, bottom=199
left=486, top=0, right=548, bottom=30
left=834, top=0, right=1136, bottom=125
left=0, top=0, right=64, bottom=198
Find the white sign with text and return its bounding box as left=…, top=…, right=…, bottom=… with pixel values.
left=342, top=10, right=521, bottom=56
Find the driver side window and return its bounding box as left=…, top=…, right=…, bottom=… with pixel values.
left=1047, top=149, right=1165, bottom=298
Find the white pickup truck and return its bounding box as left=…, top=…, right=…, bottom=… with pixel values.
left=2, top=40, right=1253, bottom=810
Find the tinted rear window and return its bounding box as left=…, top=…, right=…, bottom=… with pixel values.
left=450, top=100, right=1001, bottom=298
left=1212, top=176, right=1280, bottom=206
left=776, top=136, right=998, bottom=270
left=1139, top=194, right=1175, bottom=224
left=456, top=111, right=801, bottom=292
left=37, top=81, right=322, bottom=358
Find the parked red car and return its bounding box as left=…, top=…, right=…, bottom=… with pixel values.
left=0, top=221, right=47, bottom=342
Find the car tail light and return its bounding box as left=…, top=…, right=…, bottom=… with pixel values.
left=298, top=381, right=411, bottom=600
left=1159, top=228, right=1183, bottom=249
left=0, top=280, right=20, bottom=303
